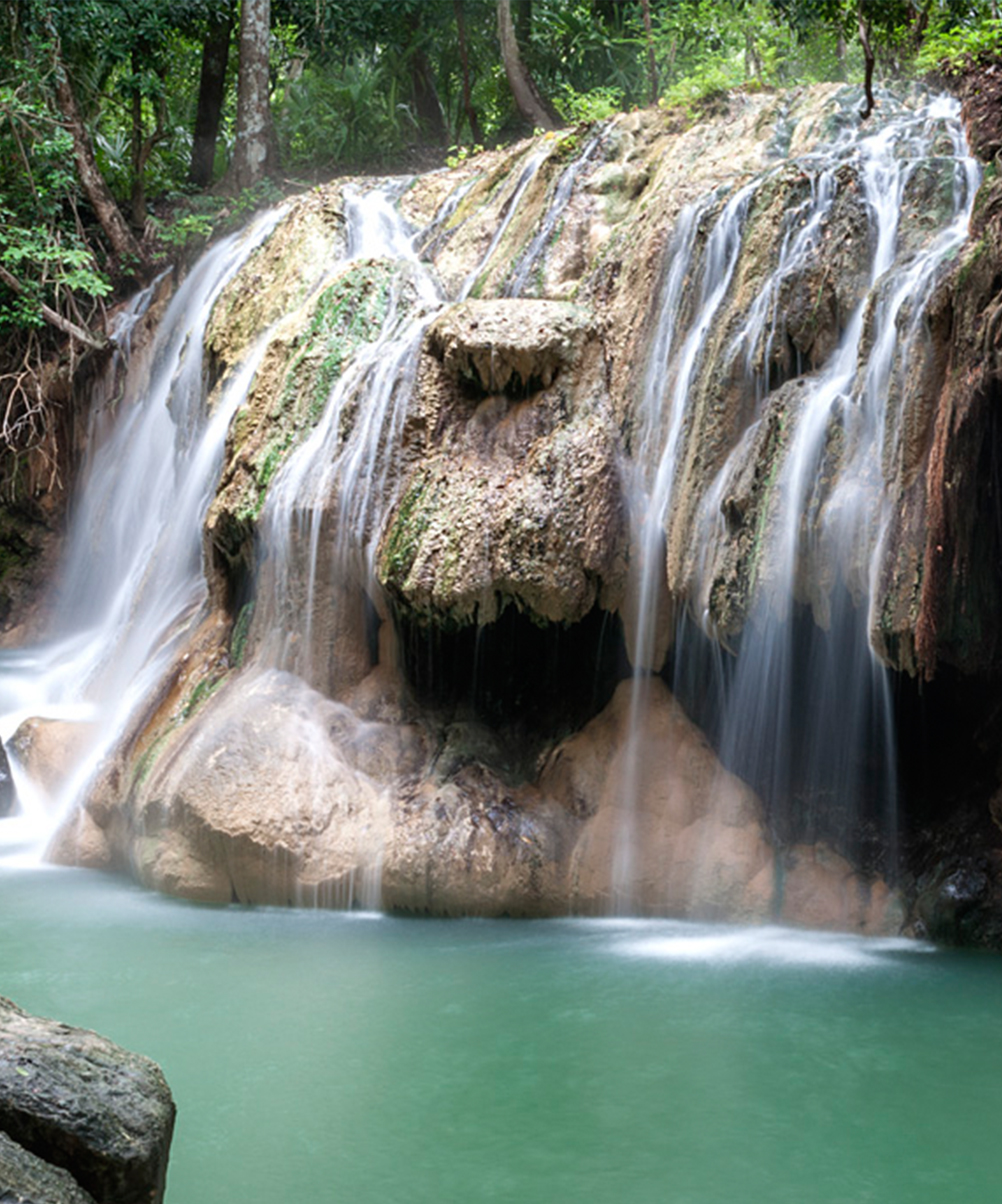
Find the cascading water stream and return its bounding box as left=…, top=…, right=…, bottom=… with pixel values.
left=258, top=128, right=611, bottom=690
left=253, top=186, right=443, bottom=683
left=0, top=209, right=283, bottom=860
left=714, top=97, right=977, bottom=866
left=251, top=138, right=612, bottom=902
left=458, top=145, right=550, bottom=300
left=502, top=126, right=608, bottom=298
left=621, top=93, right=980, bottom=902
left=614, top=182, right=758, bottom=909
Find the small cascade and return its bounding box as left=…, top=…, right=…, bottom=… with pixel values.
left=239, top=186, right=450, bottom=908
left=502, top=126, right=608, bottom=298
left=0, top=209, right=282, bottom=859
left=458, top=145, right=550, bottom=299
left=253, top=185, right=443, bottom=692
left=615, top=182, right=758, bottom=909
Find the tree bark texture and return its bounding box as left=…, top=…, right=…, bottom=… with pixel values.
left=454, top=1, right=484, bottom=144
left=230, top=0, right=277, bottom=191
left=857, top=0, right=875, bottom=120
left=497, top=0, right=559, bottom=130
left=49, top=41, right=144, bottom=267
left=640, top=0, right=658, bottom=103
left=189, top=3, right=234, bottom=188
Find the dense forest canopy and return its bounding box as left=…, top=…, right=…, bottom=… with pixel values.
left=0, top=0, right=999, bottom=472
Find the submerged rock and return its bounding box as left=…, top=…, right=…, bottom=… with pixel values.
left=0, top=997, right=175, bottom=1204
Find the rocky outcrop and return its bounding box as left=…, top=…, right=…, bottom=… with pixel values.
left=8, top=719, right=94, bottom=803
left=32, top=81, right=1002, bottom=945
left=206, top=256, right=414, bottom=593
left=378, top=299, right=627, bottom=627
left=426, top=299, right=590, bottom=394
left=102, top=668, right=411, bottom=905
left=876, top=168, right=1002, bottom=679
left=0, top=997, right=175, bottom=1204
left=55, top=662, right=902, bottom=933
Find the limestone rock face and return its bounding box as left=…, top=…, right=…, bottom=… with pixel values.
left=540, top=678, right=776, bottom=919
left=55, top=663, right=902, bottom=934
left=873, top=167, right=1002, bottom=678
left=205, top=189, right=347, bottom=367
left=206, top=257, right=415, bottom=591
left=778, top=845, right=906, bottom=934
left=426, top=299, right=590, bottom=394
left=0, top=997, right=175, bottom=1204
left=123, top=669, right=415, bottom=906
left=381, top=771, right=578, bottom=917
left=377, top=300, right=627, bottom=627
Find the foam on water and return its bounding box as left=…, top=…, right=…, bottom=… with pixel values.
left=608, top=920, right=933, bottom=969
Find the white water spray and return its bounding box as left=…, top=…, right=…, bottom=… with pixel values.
left=0, top=210, right=283, bottom=861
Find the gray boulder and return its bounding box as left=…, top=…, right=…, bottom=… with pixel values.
left=0, top=998, right=174, bottom=1204
left=0, top=1131, right=97, bottom=1204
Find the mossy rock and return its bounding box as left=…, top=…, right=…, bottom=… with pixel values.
left=207, top=257, right=405, bottom=573
left=207, top=187, right=347, bottom=366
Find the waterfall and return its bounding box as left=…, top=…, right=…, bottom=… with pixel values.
left=614, top=183, right=759, bottom=908
left=252, top=185, right=443, bottom=691
left=0, top=87, right=985, bottom=925
left=621, top=93, right=980, bottom=900
left=458, top=145, right=550, bottom=300
left=0, top=210, right=283, bottom=861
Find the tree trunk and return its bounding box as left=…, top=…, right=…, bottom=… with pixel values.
left=188, top=3, right=234, bottom=188
left=640, top=0, right=658, bottom=104
left=744, top=27, right=762, bottom=81
left=129, top=46, right=169, bottom=234
left=406, top=13, right=448, bottom=144
left=857, top=0, right=875, bottom=121
left=514, top=0, right=532, bottom=46
left=454, top=1, right=484, bottom=144
left=497, top=0, right=559, bottom=130
left=48, top=36, right=144, bottom=268
left=908, top=2, right=929, bottom=52
left=229, top=0, right=277, bottom=192
left=130, top=78, right=146, bottom=232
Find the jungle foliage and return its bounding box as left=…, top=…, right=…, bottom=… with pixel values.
left=0, top=0, right=999, bottom=461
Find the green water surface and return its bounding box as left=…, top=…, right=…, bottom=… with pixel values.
left=1, top=867, right=999, bottom=1203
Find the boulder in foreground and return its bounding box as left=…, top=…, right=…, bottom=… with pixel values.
left=0, top=997, right=175, bottom=1204
left=0, top=1130, right=98, bottom=1204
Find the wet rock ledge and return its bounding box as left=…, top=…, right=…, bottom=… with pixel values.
left=0, top=997, right=174, bottom=1204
